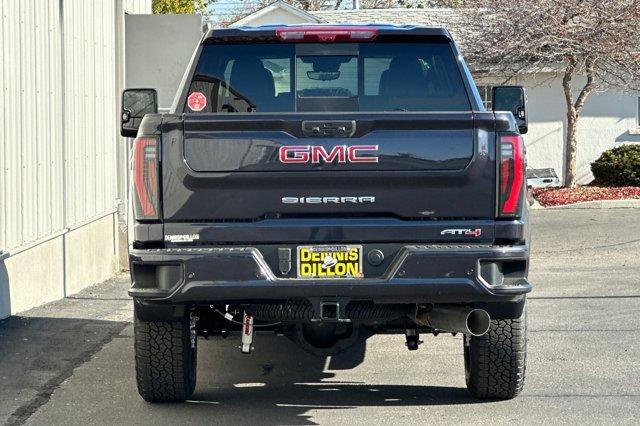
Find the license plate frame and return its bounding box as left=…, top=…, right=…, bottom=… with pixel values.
left=296, top=244, right=363, bottom=279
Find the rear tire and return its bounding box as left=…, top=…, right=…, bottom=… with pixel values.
left=134, top=309, right=197, bottom=402
left=464, top=300, right=527, bottom=399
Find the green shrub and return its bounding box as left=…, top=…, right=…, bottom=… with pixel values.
left=591, top=144, right=640, bottom=186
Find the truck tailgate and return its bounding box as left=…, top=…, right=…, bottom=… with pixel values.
left=161, top=112, right=497, bottom=226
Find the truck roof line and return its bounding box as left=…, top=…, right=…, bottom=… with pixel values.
left=203, top=24, right=452, bottom=44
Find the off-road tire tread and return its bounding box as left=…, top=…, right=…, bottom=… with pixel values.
left=134, top=313, right=196, bottom=402
left=465, top=304, right=527, bottom=399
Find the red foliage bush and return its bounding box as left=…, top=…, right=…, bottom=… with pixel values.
left=532, top=186, right=640, bottom=207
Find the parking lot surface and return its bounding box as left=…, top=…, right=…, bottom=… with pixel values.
left=1, top=208, right=639, bottom=425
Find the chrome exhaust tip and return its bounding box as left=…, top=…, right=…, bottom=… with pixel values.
left=465, top=308, right=491, bottom=337
left=415, top=306, right=491, bottom=337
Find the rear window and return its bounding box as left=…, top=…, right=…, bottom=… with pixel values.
left=186, top=42, right=470, bottom=113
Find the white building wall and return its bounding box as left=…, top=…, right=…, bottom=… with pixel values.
left=0, top=0, right=151, bottom=319
left=124, top=0, right=152, bottom=13
left=1, top=0, right=65, bottom=252
left=520, top=73, right=639, bottom=184
left=63, top=0, right=119, bottom=226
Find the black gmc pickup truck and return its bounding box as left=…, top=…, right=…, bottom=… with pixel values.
left=121, top=24, right=531, bottom=403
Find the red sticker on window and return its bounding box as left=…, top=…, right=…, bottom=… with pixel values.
left=187, top=91, right=207, bottom=112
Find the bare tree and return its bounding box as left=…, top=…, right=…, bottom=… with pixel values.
left=397, top=0, right=465, bottom=7
left=221, top=0, right=462, bottom=23
left=460, top=1, right=640, bottom=187
left=360, top=0, right=397, bottom=8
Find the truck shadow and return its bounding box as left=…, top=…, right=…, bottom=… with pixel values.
left=0, top=315, right=130, bottom=425
left=0, top=261, right=10, bottom=320
left=183, top=333, right=486, bottom=425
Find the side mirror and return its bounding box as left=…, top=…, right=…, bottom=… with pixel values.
left=121, top=88, right=157, bottom=137
left=492, top=86, right=528, bottom=134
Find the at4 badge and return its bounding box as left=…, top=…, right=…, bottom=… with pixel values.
left=441, top=228, right=483, bottom=237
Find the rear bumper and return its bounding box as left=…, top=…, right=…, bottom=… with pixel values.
left=129, top=244, right=531, bottom=304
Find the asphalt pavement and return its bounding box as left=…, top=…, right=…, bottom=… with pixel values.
left=1, top=208, right=639, bottom=425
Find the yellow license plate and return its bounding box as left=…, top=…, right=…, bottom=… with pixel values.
left=297, top=245, right=363, bottom=279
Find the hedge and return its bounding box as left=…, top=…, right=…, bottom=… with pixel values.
left=591, top=144, right=640, bottom=186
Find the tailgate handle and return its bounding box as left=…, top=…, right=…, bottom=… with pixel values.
left=302, top=120, right=356, bottom=138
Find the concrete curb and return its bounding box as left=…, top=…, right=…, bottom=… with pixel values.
left=532, top=198, right=640, bottom=210
left=530, top=200, right=545, bottom=209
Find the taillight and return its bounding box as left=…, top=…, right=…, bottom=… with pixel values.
left=498, top=134, right=525, bottom=217
left=133, top=137, right=159, bottom=220
left=275, top=26, right=378, bottom=43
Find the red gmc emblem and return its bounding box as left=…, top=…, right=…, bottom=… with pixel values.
left=279, top=145, right=379, bottom=164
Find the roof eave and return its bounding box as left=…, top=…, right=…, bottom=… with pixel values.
left=230, top=1, right=322, bottom=26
